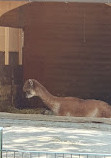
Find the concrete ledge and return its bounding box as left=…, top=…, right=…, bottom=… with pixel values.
left=0, top=112, right=111, bottom=124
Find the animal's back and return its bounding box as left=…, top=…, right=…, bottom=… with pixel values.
left=82, top=99, right=111, bottom=117
left=57, top=97, right=111, bottom=117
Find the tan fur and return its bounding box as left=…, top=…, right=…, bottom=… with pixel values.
left=23, top=79, right=111, bottom=118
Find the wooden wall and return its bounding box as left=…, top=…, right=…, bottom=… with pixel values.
left=23, top=2, right=111, bottom=103
left=0, top=27, right=23, bottom=65
left=0, top=1, right=27, bottom=16
left=0, top=60, right=23, bottom=110
left=0, top=0, right=26, bottom=110
left=1, top=2, right=111, bottom=105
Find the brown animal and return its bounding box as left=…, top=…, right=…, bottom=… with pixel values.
left=23, top=79, right=111, bottom=118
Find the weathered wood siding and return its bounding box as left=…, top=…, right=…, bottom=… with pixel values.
left=22, top=2, right=111, bottom=103
left=1, top=2, right=111, bottom=104
left=0, top=52, right=23, bottom=109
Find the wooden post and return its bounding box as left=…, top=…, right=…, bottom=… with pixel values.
left=5, top=27, right=9, bottom=65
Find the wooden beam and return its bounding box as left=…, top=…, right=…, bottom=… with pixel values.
left=5, top=27, right=9, bottom=65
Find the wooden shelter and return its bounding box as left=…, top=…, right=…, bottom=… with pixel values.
left=0, top=1, right=111, bottom=109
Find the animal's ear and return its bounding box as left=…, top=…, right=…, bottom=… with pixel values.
left=29, top=79, right=33, bottom=87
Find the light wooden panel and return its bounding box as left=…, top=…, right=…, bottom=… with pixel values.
left=5, top=27, right=9, bottom=65
left=0, top=27, right=23, bottom=65
left=0, top=1, right=28, bottom=16
left=0, top=27, right=5, bottom=52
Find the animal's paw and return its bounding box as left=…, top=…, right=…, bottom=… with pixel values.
left=43, top=110, right=54, bottom=115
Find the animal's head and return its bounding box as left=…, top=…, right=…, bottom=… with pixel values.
left=23, top=79, right=37, bottom=98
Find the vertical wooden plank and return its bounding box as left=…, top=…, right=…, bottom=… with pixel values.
left=83, top=8, right=86, bottom=43
left=5, top=27, right=9, bottom=65
left=0, top=27, right=5, bottom=52
left=18, top=29, right=23, bottom=65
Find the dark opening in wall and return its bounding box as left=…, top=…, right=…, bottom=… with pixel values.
left=9, top=52, right=19, bottom=66
left=0, top=52, right=5, bottom=66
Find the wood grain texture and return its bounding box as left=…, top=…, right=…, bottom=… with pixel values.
left=22, top=3, right=111, bottom=104
left=1, top=2, right=111, bottom=103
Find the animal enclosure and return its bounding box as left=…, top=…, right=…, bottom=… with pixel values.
left=0, top=1, right=111, bottom=109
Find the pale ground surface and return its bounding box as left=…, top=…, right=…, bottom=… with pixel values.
left=0, top=112, right=111, bottom=154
